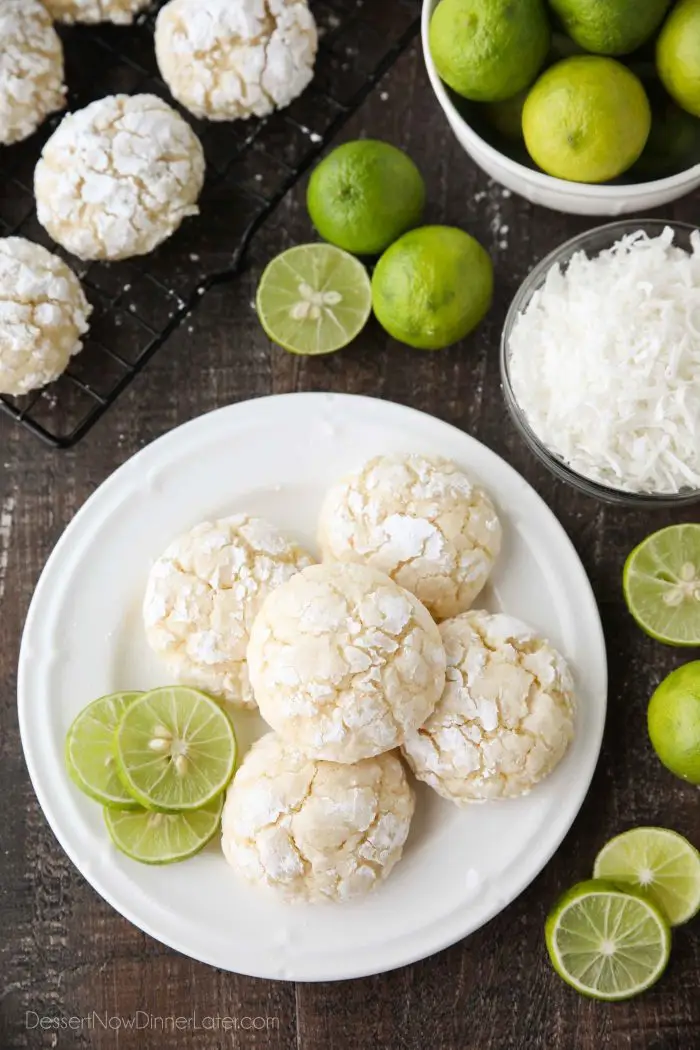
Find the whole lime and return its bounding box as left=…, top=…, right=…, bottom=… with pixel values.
left=371, top=226, right=493, bottom=350
left=429, top=0, right=551, bottom=103
left=522, top=56, right=651, bottom=182
left=484, top=89, right=528, bottom=142
left=307, top=140, right=425, bottom=257
left=549, top=0, right=671, bottom=56
left=648, top=662, right=700, bottom=785
left=657, top=0, right=700, bottom=117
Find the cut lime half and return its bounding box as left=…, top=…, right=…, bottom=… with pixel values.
left=114, top=687, right=236, bottom=812
left=623, top=524, right=700, bottom=645
left=65, top=691, right=142, bottom=808
left=104, top=795, right=223, bottom=864
left=594, top=827, right=700, bottom=926
left=545, top=879, right=671, bottom=1001
left=256, top=244, right=372, bottom=355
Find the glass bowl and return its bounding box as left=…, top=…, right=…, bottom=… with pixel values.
left=500, top=219, right=700, bottom=508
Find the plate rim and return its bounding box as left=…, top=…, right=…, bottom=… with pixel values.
left=18, top=392, right=608, bottom=981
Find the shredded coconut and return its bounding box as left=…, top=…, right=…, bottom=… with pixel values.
left=34, top=94, right=205, bottom=262
left=143, top=515, right=313, bottom=708
left=508, top=226, right=700, bottom=494
left=43, top=0, right=151, bottom=24
left=0, top=0, right=66, bottom=146
left=221, top=734, right=414, bottom=903
left=402, top=610, right=576, bottom=803
left=247, top=562, right=446, bottom=763
left=155, top=0, right=318, bottom=121
left=0, top=238, right=91, bottom=396
left=318, top=454, right=502, bottom=620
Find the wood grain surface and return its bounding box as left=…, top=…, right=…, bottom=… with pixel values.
left=1, top=38, right=699, bottom=1050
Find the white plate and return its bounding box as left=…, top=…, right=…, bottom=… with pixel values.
left=19, top=393, right=607, bottom=981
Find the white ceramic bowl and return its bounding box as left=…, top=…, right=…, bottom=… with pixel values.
left=422, top=0, right=700, bottom=216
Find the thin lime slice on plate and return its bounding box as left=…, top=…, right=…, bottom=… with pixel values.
left=104, top=795, right=223, bottom=864
left=65, top=691, right=142, bottom=808
left=256, top=244, right=372, bottom=355
left=114, top=687, right=236, bottom=812
left=623, top=524, right=700, bottom=645
left=593, top=827, right=700, bottom=926
left=545, top=879, right=671, bottom=1001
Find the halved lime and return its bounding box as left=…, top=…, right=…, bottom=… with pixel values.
left=545, top=879, right=671, bottom=1001
left=256, top=244, right=372, bottom=355
left=104, top=795, right=223, bottom=864
left=65, top=691, right=142, bottom=808
left=593, top=827, right=700, bottom=926
left=114, top=687, right=236, bottom=812
left=623, top=524, right=700, bottom=645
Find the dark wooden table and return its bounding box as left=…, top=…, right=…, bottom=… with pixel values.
left=1, top=40, right=699, bottom=1050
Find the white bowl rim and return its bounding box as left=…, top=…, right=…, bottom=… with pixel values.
left=421, top=0, right=700, bottom=199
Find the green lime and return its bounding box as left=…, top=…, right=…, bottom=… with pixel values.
left=65, top=691, right=142, bottom=808
left=104, top=795, right=223, bottom=864
left=429, top=0, right=550, bottom=103
left=623, top=524, right=700, bottom=645
left=647, top=663, right=700, bottom=785
left=545, top=879, right=671, bottom=1001
left=483, top=89, right=528, bottom=142
left=307, top=141, right=425, bottom=256
left=630, top=94, right=700, bottom=180
left=549, top=1, right=671, bottom=56
left=657, top=0, right=700, bottom=118
left=256, top=244, right=371, bottom=356
left=593, top=827, right=700, bottom=926
left=371, top=226, right=492, bottom=351
left=114, top=686, right=237, bottom=812
left=523, top=57, right=651, bottom=182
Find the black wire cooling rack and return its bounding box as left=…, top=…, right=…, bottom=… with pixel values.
left=0, top=0, right=420, bottom=448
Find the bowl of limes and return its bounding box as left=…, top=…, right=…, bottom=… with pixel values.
left=422, top=0, right=700, bottom=215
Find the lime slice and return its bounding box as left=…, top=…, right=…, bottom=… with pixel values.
left=114, top=687, right=236, bottom=812
left=623, top=524, right=700, bottom=645
left=545, top=879, right=671, bottom=1001
left=593, top=827, right=700, bottom=926
left=65, top=691, right=142, bottom=808
left=104, top=795, right=223, bottom=864
left=256, top=244, right=372, bottom=355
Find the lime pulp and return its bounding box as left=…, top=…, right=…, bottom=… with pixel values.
left=593, top=827, right=700, bottom=926
left=256, top=244, right=372, bottom=355
left=545, top=879, right=671, bottom=1001
left=104, top=795, right=223, bottom=864
left=65, top=691, right=142, bottom=808
left=623, top=524, right=700, bottom=645
left=114, top=686, right=237, bottom=812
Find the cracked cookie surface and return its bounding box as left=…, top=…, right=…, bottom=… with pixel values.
left=0, top=0, right=66, bottom=146
left=221, top=733, right=415, bottom=902
left=318, top=454, right=502, bottom=621
left=155, top=0, right=318, bottom=121
left=247, top=562, right=446, bottom=762
left=143, top=515, right=314, bottom=708
left=43, top=0, right=151, bottom=24
left=402, top=609, right=576, bottom=803
left=34, top=93, right=205, bottom=261
left=0, top=237, right=91, bottom=396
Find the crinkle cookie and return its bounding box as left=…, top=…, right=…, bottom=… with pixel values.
left=34, top=94, right=205, bottom=261
left=43, top=0, right=151, bottom=24
left=155, top=0, right=318, bottom=121
left=143, top=515, right=313, bottom=708
left=402, top=610, right=576, bottom=803
left=0, top=0, right=66, bottom=146
left=222, top=734, right=414, bottom=903
left=247, top=562, right=446, bottom=762
left=0, top=238, right=91, bottom=397
left=318, top=454, right=502, bottom=621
